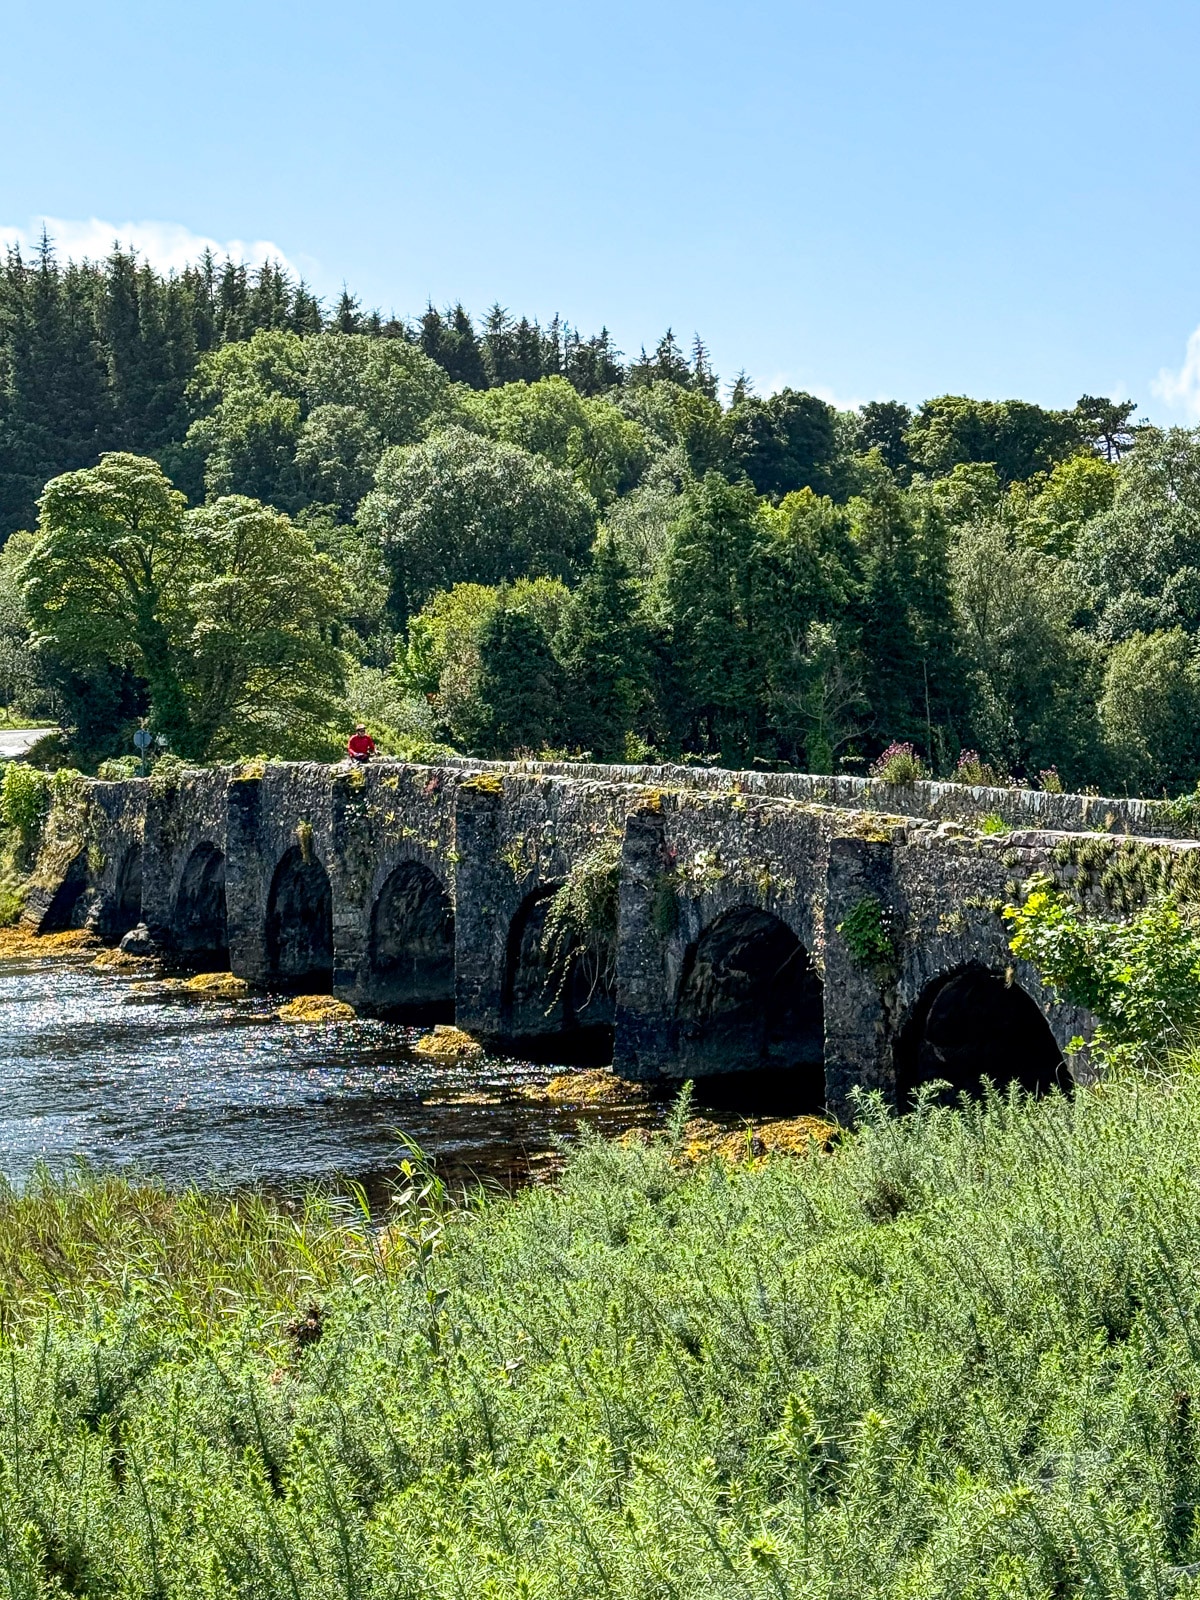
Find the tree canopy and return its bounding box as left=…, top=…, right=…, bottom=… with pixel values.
left=8, top=235, right=1200, bottom=800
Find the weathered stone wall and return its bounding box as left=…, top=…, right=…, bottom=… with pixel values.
left=454, top=772, right=630, bottom=1044
left=142, top=770, right=228, bottom=948
left=31, top=757, right=1196, bottom=1114
left=450, top=757, right=1199, bottom=841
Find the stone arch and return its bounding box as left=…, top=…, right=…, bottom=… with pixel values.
left=39, top=852, right=89, bottom=933
left=674, top=906, right=825, bottom=1094
left=500, top=884, right=614, bottom=1054
left=265, top=845, right=333, bottom=991
left=502, top=885, right=562, bottom=1038
left=894, top=963, right=1069, bottom=1108
left=367, top=859, right=454, bottom=1019
left=105, top=844, right=143, bottom=940
left=172, top=843, right=228, bottom=966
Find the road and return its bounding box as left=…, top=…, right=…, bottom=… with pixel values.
left=0, top=729, right=56, bottom=760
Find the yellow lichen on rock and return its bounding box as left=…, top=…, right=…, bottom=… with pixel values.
left=91, top=946, right=147, bottom=970
left=0, top=926, right=96, bottom=959
left=184, top=972, right=250, bottom=999
left=413, top=1024, right=483, bottom=1062
left=679, top=1115, right=839, bottom=1164
left=277, top=994, right=356, bottom=1024
left=522, top=1069, right=645, bottom=1105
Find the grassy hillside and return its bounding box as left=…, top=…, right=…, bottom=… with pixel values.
left=1, top=1078, right=1199, bottom=1597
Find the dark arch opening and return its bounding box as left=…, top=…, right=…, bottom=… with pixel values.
left=266, top=845, right=333, bottom=991
left=172, top=843, right=228, bottom=968
left=501, top=885, right=614, bottom=1062
left=40, top=851, right=88, bottom=933
left=674, top=906, right=825, bottom=1109
left=894, top=964, right=1069, bottom=1108
left=105, top=845, right=142, bottom=941
left=367, top=860, right=454, bottom=1020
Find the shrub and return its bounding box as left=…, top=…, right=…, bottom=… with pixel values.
left=96, top=755, right=141, bottom=781
left=1005, top=876, right=1200, bottom=1070
left=0, top=761, right=50, bottom=840
left=1039, top=765, right=1064, bottom=793
left=952, top=749, right=1004, bottom=786
left=869, top=741, right=925, bottom=784
left=979, top=812, right=1009, bottom=835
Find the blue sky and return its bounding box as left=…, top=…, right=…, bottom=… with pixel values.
left=2, top=0, right=1198, bottom=421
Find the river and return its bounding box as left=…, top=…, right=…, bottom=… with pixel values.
left=0, top=948, right=667, bottom=1197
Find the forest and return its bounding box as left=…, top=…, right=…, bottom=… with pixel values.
left=0, top=235, right=1192, bottom=796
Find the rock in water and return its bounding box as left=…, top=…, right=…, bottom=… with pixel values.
left=277, top=994, right=356, bottom=1024
left=413, top=1025, right=483, bottom=1062
left=183, top=972, right=250, bottom=998
left=118, top=923, right=157, bottom=957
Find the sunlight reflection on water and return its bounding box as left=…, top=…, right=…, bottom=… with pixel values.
left=0, top=957, right=654, bottom=1192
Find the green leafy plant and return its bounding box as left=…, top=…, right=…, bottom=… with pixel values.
left=541, top=835, right=621, bottom=1004
left=979, top=812, right=1009, bottom=835
left=0, top=761, right=50, bottom=841
left=1005, top=875, right=1200, bottom=1070
left=838, top=894, right=896, bottom=972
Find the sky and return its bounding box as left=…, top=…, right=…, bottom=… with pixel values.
left=1, top=0, right=1198, bottom=422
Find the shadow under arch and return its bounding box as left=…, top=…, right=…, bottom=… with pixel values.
left=501, top=884, right=614, bottom=1062
left=105, top=844, right=143, bottom=941
left=40, top=852, right=89, bottom=933
left=172, top=842, right=228, bottom=967
left=894, top=963, right=1069, bottom=1109
left=266, top=845, right=333, bottom=991
left=367, top=859, right=454, bottom=1020
left=674, top=905, right=825, bottom=1109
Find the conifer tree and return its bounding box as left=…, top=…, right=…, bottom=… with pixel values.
left=555, top=537, right=650, bottom=757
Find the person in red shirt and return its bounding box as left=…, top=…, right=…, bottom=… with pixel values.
left=347, top=724, right=376, bottom=764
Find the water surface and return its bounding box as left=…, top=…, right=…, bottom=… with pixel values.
left=0, top=953, right=662, bottom=1194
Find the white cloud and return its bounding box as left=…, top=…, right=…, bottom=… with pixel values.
left=753, top=369, right=866, bottom=412
left=0, top=215, right=304, bottom=281
left=1152, top=324, right=1200, bottom=423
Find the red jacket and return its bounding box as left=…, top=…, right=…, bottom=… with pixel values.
left=347, top=732, right=376, bottom=757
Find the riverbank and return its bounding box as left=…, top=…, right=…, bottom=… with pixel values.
left=0, top=1073, right=1197, bottom=1596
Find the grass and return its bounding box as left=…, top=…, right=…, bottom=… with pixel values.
left=4, top=1080, right=1200, bottom=1595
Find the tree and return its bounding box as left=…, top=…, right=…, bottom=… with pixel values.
left=851, top=470, right=965, bottom=758
left=1098, top=628, right=1200, bottom=795
left=471, top=605, right=564, bottom=756
left=662, top=473, right=770, bottom=760
left=856, top=402, right=912, bottom=475
left=727, top=388, right=839, bottom=500
left=25, top=453, right=194, bottom=746
left=460, top=376, right=648, bottom=503
left=618, top=381, right=729, bottom=478
left=554, top=538, right=652, bottom=758
left=359, top=426, right=597, bottom=623
left=1010, top=452, right=1119, bottom=557
left=185, top=329, right=307, bottom=508
left=24, top=454, right=344, bottom=760
left=950, top=522, right=1100, bottom=782
left=1075, top=394, right=1139, bottom=463
left=758, top=490, right=863, bottom=769
left=178, top=496, right=346, bottom=758
left=1073, top=428, right=1200, bottom=641
left=303, top=332, right=450, bottom=443
left=905, top=395, right=1082, bottom=484
left=400, top=578, right=570, bottom=751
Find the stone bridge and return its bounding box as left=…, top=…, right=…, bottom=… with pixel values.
left=23, top=757, right=1200, bottom=1114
